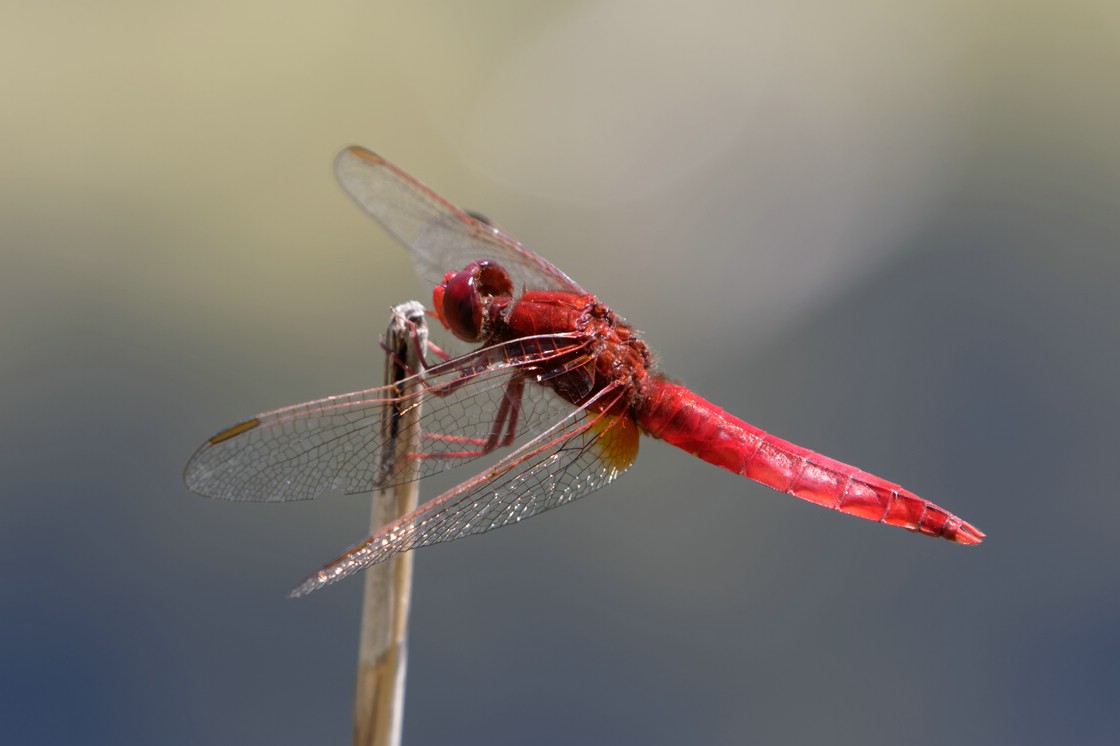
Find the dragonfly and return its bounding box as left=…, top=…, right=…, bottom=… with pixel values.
left=184, top=146, right=984, bottom=597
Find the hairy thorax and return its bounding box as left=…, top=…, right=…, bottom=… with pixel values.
left=499, top=290, right=654, bottom=415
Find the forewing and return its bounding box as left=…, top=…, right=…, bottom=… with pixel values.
left=183, top=335, right=591, bottom=502
left=335, top=146, right=586, bottom=295
left=289, top=383, right=640, bottom=596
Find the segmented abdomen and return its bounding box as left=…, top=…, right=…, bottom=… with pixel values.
left=637, top=379, right=983, bottom=544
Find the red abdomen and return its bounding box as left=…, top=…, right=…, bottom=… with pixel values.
left=637, top=378, right=984, bottom=544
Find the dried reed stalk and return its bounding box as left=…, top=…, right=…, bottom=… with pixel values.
left=354, top=301, right=427, bottom=746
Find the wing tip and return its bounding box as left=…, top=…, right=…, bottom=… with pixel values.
left=288, top=535, right=379, bottom=597
left=287, top=580, right=317, bottom=599
left=341, top=145, right=383, bottom=165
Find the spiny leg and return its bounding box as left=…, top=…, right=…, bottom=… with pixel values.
left=410, top=376, right=527, bottom=461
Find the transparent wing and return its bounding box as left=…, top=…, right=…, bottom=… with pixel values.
left=290, top=383, right=640, bottom=596
left=183, top=334, right=594, bottom=502
left=335, top=146, right=586, bottom=295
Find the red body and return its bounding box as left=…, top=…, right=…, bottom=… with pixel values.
left=501, top=289, right=982, bottom=544
left=638, top=381, right=981, bottom=543
left=499, top=289, right=653, bottom=415
left=184, top=146, right=983, bottom=598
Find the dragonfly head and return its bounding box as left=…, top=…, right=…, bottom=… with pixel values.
left=433, top=260, right=515, bottom=343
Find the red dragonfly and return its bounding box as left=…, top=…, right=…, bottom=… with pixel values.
left=184, top=147, right=983, bottom=596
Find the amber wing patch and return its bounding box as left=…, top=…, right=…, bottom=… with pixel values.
left=591, top=412, right=640, bottom=476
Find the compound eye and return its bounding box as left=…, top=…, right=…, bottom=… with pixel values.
left=437, top=267, right=484, bottom=342
left=434, top=260, right=514, bottom=343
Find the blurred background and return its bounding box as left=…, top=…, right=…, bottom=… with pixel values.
left=3, top=1, right=1119, bottom=744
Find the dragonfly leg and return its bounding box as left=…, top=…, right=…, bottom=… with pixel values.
left=377, top=302, right=440, bottom=378
left=380, top=321, right=454, bottom=381
left=423, top=340, right=452, bottom=364
left=410, top=376, right=526, bottom=461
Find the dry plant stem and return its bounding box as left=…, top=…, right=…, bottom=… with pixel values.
left=354, top=301, right=427, bottom=746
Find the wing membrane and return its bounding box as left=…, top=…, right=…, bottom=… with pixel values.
left=335, top=147, right=585, bottom=295
left=184, top=335, right=591, bottom=502
left=290, top=383, right=640, bottom=596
